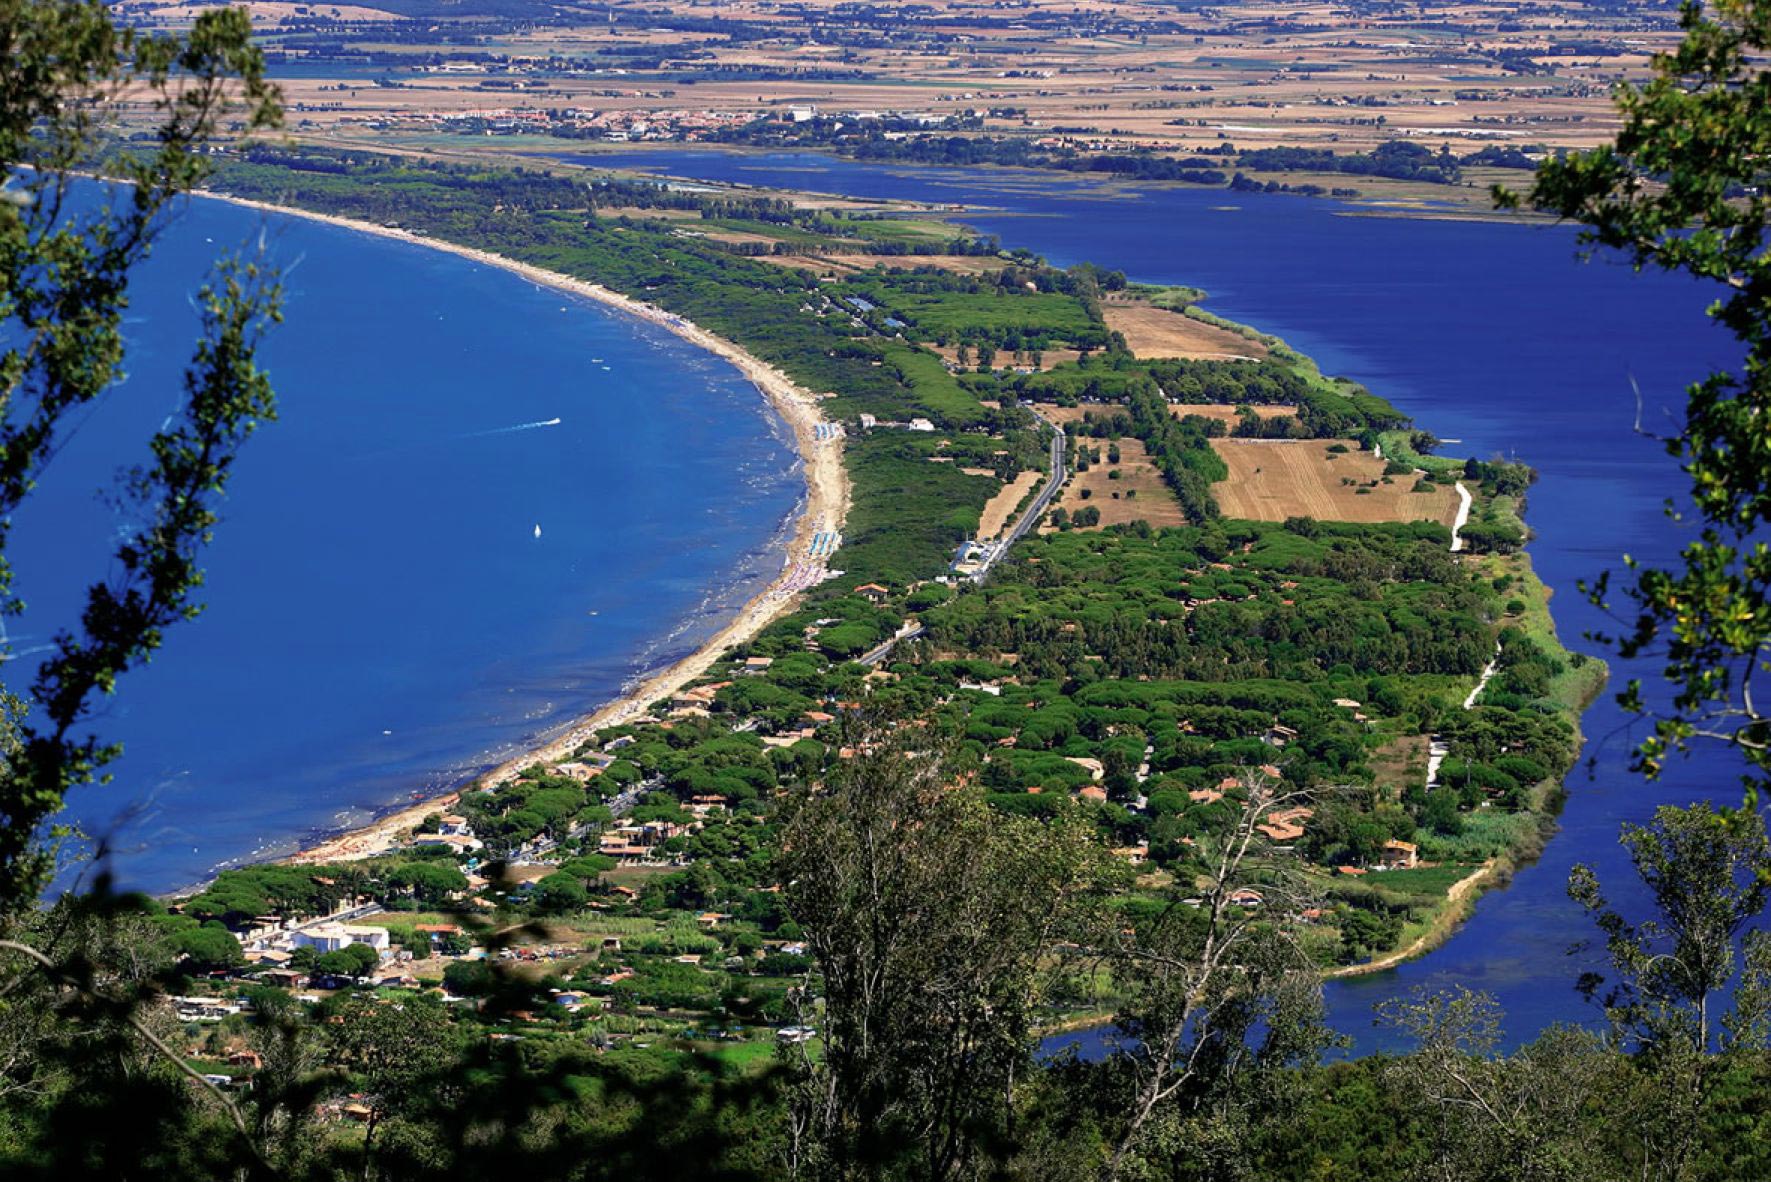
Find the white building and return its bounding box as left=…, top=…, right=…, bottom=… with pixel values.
left=292, top=923, right=391, bottom=958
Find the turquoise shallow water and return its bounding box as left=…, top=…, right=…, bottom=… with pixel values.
left=14, top=194, right=801, bottom=894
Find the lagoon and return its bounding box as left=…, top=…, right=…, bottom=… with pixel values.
left=581, top=148, right=1744, bottom=1047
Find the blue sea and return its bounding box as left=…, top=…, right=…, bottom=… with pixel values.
left=12, top=193, right=802, bottom=896
left=578, top=149, right=1744, bottom=1049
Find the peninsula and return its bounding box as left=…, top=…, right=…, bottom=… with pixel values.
left=159, top=144, right=1601, bottom=1022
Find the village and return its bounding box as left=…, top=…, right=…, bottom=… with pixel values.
left=165, top=531, right=1507, bottom=1098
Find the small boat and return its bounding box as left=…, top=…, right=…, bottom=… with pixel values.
left=533, top=524, right=542, bottom=539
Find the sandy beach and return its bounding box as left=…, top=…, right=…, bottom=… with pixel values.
left=200, top=193, right=851, bottom=866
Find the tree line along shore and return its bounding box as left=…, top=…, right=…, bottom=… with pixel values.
left=139, top=144, right=1598, bottom=1016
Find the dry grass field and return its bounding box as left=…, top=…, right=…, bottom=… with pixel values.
left=1041, top=437, right=1186, bottom=533
left=1104, top=301, right=1268, bottom=361
left=978, top=470, right=1044, bottom=538
left=1028, top=403, right=1112, bottom=428
left=1371, top=735, right=1431, bottom=796
left=828, top=254, right=1012, bottom=275
left=1170, top=404, right=1296, bottom=428
left=685, top=227, right=789, bottom=248
left=1032, top=400, right=1294, bottom=432
left=1212, top=440, right=1460, bottom=526
left=756, top=255, right=871, bottom=277
left=592, top=206, right=703, bottom=222
left=929, top=344, right=1085, bottom=370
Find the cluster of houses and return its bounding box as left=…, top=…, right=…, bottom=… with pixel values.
left=341, top=99, right=990, bottom=147
left=237, top=914, right=399, bottom=975
left=414, top=812, right=485, bottom=855
left=632, top=590, right=1426, bottom=890
left=946, top=674, right=1426, bottom=881
left=597, top=818, right=698, bottom=863
left=346, top=104, right=755, bottom=143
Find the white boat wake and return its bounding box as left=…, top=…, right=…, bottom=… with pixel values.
left=466, top=416, right=561, bottom=438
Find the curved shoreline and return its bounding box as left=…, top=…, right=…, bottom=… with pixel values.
left=196, top=191, right=851, bottom=868
left=1324, top=861, right=1498, bottom=980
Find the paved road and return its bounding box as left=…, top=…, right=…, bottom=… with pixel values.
left=860, top=623, right=925, bottom=667
left=858, top=407, right=1067, bottom=668
left=977, top=405, right=1067, bottom=575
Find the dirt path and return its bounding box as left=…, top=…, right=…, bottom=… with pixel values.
left=1450, top=480, right=1474, bottom=551
left=1324, top=861, right=1497, bottom=979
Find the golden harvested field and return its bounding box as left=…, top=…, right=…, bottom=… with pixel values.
left=1034, top=399, right=1291, bottom=432
left=1170, top=404, right=1297, bottom=428
left=1041, top=437, right=1186, bottom=533
left=685, top=228, right=787, bottom=247
left=1212, top=440, right=1460, bottom=526
left=978, top=470, right=1044, bottom=539
left=756, top=255, right=869, bottom=277
left=1104, top=301, right=1268, bottom=361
